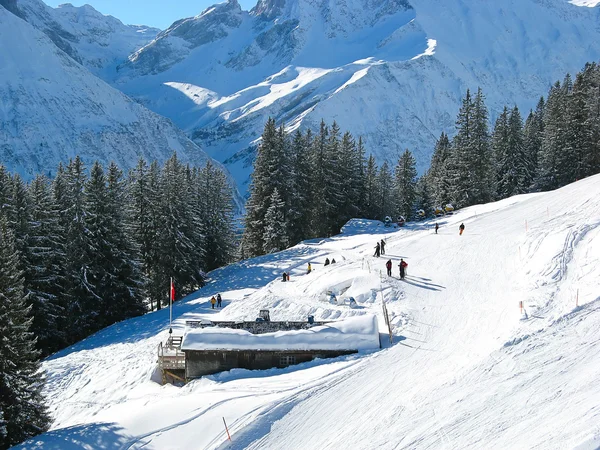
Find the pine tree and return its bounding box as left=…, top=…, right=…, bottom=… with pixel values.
left=128, top=158, right=159, bottom=310
left=352, top=136, right=367, bottom=217
left=103, top=162, right=146, bottom=324
left=145, top=160, right=164, bottom=309
left=26, top=176, right=66, bottom=355
left=427, top=132, right=452, bottom=207
left=471, top=87, right=494, bottom=204
left=197, top=161, right=236, bottom=271
left=376, top=160, right=394, bottom=220
left=580, top=63, right=600, bottom=177
left=492, top=107, right=510, bottom=198
left=242, top=118, right=285, bottom=256
left=62, top=156, right=97, bottom=343
left=0, top=220, right=50, bottom=449
left=448, top=89, right=475, bottom=207
left=309, top=120, right=332, bottom=237
left=157, top=153, right=204, bottom=300
left=263, top=188, right=289, bottom=254
left=287, top=129, right=312, bottom=245
left=364, top=155, right=379, bottom=219
left=538, top=81, right=567, bottom=190
left=394, top=149, right=418, bottom=220
left=523, top=100, right=544, bottom=191
left=415, top=176, right=433, bottom=217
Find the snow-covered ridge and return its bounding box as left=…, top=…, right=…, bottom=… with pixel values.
left=15, top=0, right=159, bottom=77
left=0, top=5, right=216, bottom=181
left=108, top=0, right=600, bottom=195
left=19, top=174, right=600, bottom=449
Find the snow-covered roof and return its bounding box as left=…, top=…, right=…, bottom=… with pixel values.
left=181, top=314, right=380, bottom=352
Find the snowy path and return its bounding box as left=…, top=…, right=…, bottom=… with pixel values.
left=19, top=174, right=600, bottom=450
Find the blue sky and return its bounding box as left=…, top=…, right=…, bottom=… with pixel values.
left=44, top=0, right=258, bottom=29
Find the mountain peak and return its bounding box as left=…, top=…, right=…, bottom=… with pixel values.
left=252, top=0, right=286, bottom=19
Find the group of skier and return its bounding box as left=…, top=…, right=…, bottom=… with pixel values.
left=378, top=222, right=466, bottom=280
left=385, top=258, right=408, bottom=279
left=210, top=293, right=223, bottom=309
left=305, top=257, right=336, bottom=275
left=373, top=239, right=386, bottom=257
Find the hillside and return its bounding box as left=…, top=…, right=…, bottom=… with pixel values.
left=18, top=174, right=600, bottom=449
left=113, top=0, right=600, bottom=192
left=0, top=5, right=214, bottom=180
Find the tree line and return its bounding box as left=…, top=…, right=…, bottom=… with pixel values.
left=426, top=62, right=600, bottom=209
left=243, top=62, right=600, bottom=259
left=0, top=153, right=235, bottom=449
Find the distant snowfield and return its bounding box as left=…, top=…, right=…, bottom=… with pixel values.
left=19, top=174, right=600, bottom=449
left=570, top=0, right=600, bottom=6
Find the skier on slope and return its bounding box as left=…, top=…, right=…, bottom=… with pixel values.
left=374, top=242, right=381, bottom=257
left=435, top=223, right=439, bottom=234
left=386, top=259, right=392, bottom=277
left=459, top=223, right=465, bottom=236
left=210, top=296, right=216, bottom=309
left=324, top=257, right=330, bottom=266
left=380, top=239, right=386, bottom=255
left=217, top=293, right=222, bottom=307
left=399, top=259, right=408, bottom=279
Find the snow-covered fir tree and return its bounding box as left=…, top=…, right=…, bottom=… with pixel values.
left=25, top=176, right=66, bottom=355
left=262, top=188, right=289, bottom=254
left=426, top=132, right=452, bottom=208
left=364, top=155, right=379, bottom=220
left=196, top=161, right=235, bottom=271
left=0, top=220, right=50, bottom=449
left=394, top=149, right=418, bottom=220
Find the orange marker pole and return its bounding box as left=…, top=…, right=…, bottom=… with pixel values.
left=223, top=417, right=232, bottom=441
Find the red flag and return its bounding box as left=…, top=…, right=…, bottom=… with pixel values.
left=170, top=279, right=175, bottom=302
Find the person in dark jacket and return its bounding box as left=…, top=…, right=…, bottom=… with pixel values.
left=374, top=242, right=381, bottom=257
left=331, top=258, right=336, bottom=264
left=380, top=239, right=386, bottom=255
left=386, top=259, right=392, bottom=277
left=459, top=223, right=465, bottom=235
left=435, top=223, right=439, bottom=234
left=399, top=259, right=408, bottom=279
left=324, top=257, right=330, bottom=266
left=217, top=293, right=222, bottom=307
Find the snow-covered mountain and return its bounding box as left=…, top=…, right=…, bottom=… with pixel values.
left=17, top=174, right=600, bottom=449
left=0, top=4, right=213, bottom=180
left=112, top=0, right=600, bottom=193
left=13, top=0, right=159, bottom=78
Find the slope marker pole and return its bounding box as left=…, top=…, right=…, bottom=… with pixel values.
left=223, top=417, right=232, bottom=441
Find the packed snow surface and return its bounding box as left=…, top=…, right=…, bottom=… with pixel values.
left=18, top=174, right=600, bottom=449
left=181, top=315, right=380, bottom=351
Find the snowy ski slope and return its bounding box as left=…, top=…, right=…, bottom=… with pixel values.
left=19, top=174, right=600, bottom=449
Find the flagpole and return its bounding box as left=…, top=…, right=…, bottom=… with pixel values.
left=169, top=277, right=173, bottom=335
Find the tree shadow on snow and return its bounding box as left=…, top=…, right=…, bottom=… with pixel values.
left=15, top=423, right=134, bottom=450
left=400, top=276, right=445, bottom=291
